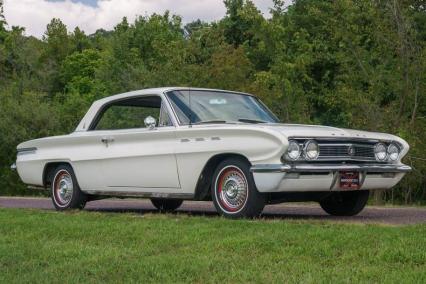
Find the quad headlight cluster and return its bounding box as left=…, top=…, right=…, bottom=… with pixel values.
left=374, top=142, right=400, bottom=162
left=284, top=140, right=401, bottom=162
left=285, top=140, right=319, bottom=161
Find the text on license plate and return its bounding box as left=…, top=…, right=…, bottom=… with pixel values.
left=339, top=171, right=360, bottom=189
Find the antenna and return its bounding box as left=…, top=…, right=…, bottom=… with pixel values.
left=188, top=87, right=192, bottom=128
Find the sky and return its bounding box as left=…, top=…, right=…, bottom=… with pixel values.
left=3, top=0, right=286, bottom=38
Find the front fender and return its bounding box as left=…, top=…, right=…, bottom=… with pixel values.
left=174, top=125, right=288, bottom=193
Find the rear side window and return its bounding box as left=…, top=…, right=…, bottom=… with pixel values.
left=91, top=96, right=172, bottom=130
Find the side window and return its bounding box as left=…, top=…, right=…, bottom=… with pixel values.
left=92, top=96, right=172, bottom=130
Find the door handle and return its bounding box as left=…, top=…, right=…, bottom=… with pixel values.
left=101, top=136, right=114, bottom=146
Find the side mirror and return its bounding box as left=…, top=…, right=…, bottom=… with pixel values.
left=144, top=116, right=157, bottom=130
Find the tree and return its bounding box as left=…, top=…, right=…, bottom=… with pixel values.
left=0, top=0, right=7, bottom=83
left=222, top=0, right=270, bottom=69
left=3, top=26, right=29, bottom=94
left=0, top=92, right=60, bottom=195
left=43, top=18, right=70, bottom=62
left=61, top=49, right=104, bottom=95
left=0, top=0, right=7, bottom=42
left=41, top=18, right=72, bottom=94
left=206, top=44, right=254, bottom=90
left=71, top=27, right=91, bottom=52
left=0, top=0, right=425, bottom=203
left=184, top=19, right=208, bottom=37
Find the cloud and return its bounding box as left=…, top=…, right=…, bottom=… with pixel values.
left=3, top=0, right=284, bottom=38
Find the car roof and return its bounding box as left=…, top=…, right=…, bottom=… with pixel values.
left=92, top=87, right=254, bottom=105
left=75, top=87, right=254, bottom=132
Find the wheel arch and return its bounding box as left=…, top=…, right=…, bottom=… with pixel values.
left=43, top=161, right=74, bottom=188
left=193, top=153, right=251, bottom=201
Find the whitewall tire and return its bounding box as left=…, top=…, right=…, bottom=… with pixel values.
left=51, top=164, right=87, bottom=210
left=211, top=158, right=265, bottom=218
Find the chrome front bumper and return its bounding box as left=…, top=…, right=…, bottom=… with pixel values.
left=250, top=163, right=411, bottom=193
left=250, top=163, right=412, bottom=173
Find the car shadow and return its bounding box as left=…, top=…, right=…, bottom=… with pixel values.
left=85, top=207, right=219, bottom=217
left=84, top=207, right=372, bottom=222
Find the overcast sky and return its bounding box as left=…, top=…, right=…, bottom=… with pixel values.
left=3, top=0, right=287, bottom=38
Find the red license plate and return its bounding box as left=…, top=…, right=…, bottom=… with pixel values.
left=339, top=171, right=360, bottom=189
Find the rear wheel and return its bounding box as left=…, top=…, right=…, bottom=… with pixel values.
left=150, top=198, right=183, bottom=212
left=211, top=158, right=265, bottom=218
left=319, top=190, right=369, bottom=216
left=51, top=164, right=87, bottom=210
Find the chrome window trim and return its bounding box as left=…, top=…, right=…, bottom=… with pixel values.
left=163, top=89, right=279, bottom=126
left=158, top=102, right=173, bottom=127
left=163, top=90, right=184, bottom=126
left=88, top=94, right=176, bottom=131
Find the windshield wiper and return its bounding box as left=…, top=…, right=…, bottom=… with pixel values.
left=192, top=119, right=268, bottom=125
left=192, top=120, right=229, bottom=125
left=238, top=118, right=267, bottom=124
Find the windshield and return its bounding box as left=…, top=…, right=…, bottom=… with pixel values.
left=166, top=90, right=279, bottom=125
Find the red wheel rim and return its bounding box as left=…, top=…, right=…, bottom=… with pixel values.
left=53, top=170, right=73, bottom=207
left=215, top=166, right=248, bottom=213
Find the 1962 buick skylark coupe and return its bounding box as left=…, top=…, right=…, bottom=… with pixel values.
left=14, top=87, right=411, bottom=218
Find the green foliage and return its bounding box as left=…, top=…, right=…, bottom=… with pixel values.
left=43, top=18, right=70, bottom=62
left=70, top=27, right=91, bottom=52
left=0, top=0, right=7, bottom=42
left=206, top=44, right=254, bottom=90
left=60, top=49, right=104, bottom=94
left=0, top=0, right=425, bottom=202
left=0, top=92, right=60, bottom=195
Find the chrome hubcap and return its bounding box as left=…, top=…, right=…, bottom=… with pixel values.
left=54, top=171, right=73, bottom=206
left=217, top=166, right=248, bottom=212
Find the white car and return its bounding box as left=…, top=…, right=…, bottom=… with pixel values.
left=13, top=87, right=411, bottom=218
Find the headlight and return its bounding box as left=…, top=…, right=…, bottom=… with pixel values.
left=374, top=143, right=387, bottom=161
left=388, top=143, right=400, bottom=161
left=286, top=140, right=301, bottom=160
left=304, top=140, right=319, bottom=160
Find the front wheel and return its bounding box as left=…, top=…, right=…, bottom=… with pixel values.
left=150, top=198, right=183, bottom=212
left=51, top=164, right=87, bottom=210
left=319, top=190, right=369, bottom=216
left=211, top=158, right=265, bottom=218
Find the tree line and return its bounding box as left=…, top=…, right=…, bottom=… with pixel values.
left=0, top=0, right=425, bottom=203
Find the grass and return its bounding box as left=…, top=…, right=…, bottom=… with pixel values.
left=0, top=208, right=425, bottom=283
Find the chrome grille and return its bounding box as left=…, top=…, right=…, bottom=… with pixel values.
left=318, top=143, right=376, bottom=161
left=290, top=138, right=382, bottom=162
left=319, top=145, right=348, bottom=157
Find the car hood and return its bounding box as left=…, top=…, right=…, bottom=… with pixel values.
left=260, top=123, right=400, bottom=142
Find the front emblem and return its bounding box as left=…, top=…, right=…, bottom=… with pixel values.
left=348, top=145, right=355, bottom=156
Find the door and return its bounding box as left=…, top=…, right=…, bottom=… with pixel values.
left=90, top=95, right=180, bottom=191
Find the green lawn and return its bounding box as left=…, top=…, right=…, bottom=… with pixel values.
left=0, top=208, right=425, bottom=283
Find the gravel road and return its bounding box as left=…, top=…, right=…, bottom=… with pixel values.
left=1, top=196, right=425, bottom=225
